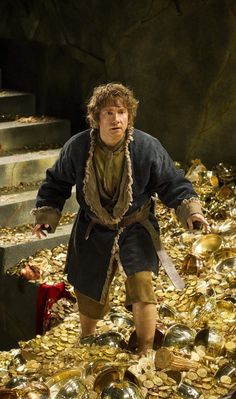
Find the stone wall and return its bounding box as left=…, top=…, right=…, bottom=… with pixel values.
left=0, top=0, right=235, bottom=167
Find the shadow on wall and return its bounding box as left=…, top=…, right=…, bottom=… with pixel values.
left=0, top=39, right=92, bottom=134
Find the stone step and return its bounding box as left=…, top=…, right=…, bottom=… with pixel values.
left=0, top=90, right=35, bottom=115
left=0, top=223, right=72, bottom=273
left=0, top=187, right=78, bottom=227
left=0, top=148, right=61, bottom=187
left=0, top=274, right=39, bottom=348
left=0, top=118, right=70, bottom=152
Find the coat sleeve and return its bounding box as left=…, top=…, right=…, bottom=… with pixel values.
left=149, top=139, right=202, bottom=213
left=36, top=140, right=76, bottom=211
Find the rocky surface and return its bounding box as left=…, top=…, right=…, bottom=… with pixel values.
left=0, top=0, right=236, bottom=166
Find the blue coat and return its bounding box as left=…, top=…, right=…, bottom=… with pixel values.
left=36, top=128, right=197, bottom=302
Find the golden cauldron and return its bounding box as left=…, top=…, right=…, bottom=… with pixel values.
left=192, top=234, right=222, bottom=257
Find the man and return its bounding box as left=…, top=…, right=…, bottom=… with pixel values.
left=32, top=83, right=210, bottom=354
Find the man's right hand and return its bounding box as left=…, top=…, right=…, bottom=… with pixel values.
left=32, top=224, right=50, bottom=239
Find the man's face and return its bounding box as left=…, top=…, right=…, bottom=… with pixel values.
left=98, top=100, right=129, bottom=146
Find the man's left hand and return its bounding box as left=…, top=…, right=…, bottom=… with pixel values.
left=187, top=213, right=211, bottom=234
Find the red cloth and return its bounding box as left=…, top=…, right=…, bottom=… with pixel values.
left=36, top=282, right=71, bottom=335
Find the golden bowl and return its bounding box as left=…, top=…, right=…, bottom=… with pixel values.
left=159, top=303, right=177, bottom=323
left=55, top=377, right=87, bottom=399
left=92, top=332, right=127, bottom=349
left=84, top=358, right=111, bottom=377
left=216, top=256, right=236, bottom=274
left=192, top=234, right=222, bottom=257
left=189, top=296, right=216, bottom=325
left=109, top=313, right=134, bottom=328
left=213, top=248, right=236, bottom=264
left=162, top=324, right=196, bottom=350
left=194, top=328, right=225, bottom=357
left=100, top=381, right=143, bottom=399
left=46, top=369, right=84, bottom=387
left=182, top=254, right=205, bottom=276
left=93, top=366, right=140, bottom=394
left=216, top=300, right=235, bottom=321
left=46, top=369, right=86, bottom=399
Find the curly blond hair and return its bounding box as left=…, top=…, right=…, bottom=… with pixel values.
left=87, top=83, right=139, bottom=129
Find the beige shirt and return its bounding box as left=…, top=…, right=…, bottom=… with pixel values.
left=93, top=134, right=126, bottom=210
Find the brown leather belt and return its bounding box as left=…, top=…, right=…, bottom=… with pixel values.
left=85, top=202, right=150, bottom=239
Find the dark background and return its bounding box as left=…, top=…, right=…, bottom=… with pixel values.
left=0, top=0, right=236, bottom=166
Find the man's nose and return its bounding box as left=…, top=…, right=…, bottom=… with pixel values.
left=113, top=113, right=120, bottom=123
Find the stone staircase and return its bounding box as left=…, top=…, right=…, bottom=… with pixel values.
left=0, top=71, right=77, bottom=349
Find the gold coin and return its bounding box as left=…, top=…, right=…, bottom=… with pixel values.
left=225, top=341, right=236, bottom=351
left=158, top=392, right=169, bottom=398
left=197, top=368, right=208, bottom=378
left=158, top=371, right=168, bottom=381
left=153, top=376, right=163, bottom=386
left=220, top=375, right=232, bottom=384
left=186, top=371, right=198, bottom=381
left=143, top=380, right=154, bottom=388
left=202, top=383, right=212, bottom=390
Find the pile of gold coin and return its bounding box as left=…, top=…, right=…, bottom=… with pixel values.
left=1, top=160, right=236, bottom=399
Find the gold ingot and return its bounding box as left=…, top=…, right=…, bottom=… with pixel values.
left=192, top=234, right=222, bottom=257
